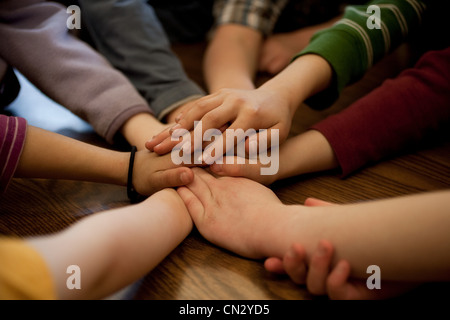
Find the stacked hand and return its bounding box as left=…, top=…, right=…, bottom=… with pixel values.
left=146, top=87, right=294, bottom=163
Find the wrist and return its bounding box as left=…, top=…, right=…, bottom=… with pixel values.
left=258, top=81, right=301, bottom=120
left=112, top=151, right=130, bottom=187
left=261, top=54, right=333, bottom=116
left=144, top=188, right=193, bottom=233
left=250, top=202, right=294, bottom=258
left=120, top=113, right=165, bottom=150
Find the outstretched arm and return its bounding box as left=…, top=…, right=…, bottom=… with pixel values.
left=178, top=168, right=450, bottom=282
left=28, top=188, right=192, bottom=299
left=147, top=0, right=429, bottom=158
left=1, top=115, right=193, bottom=196
left=147, top=53, right=332, bottom=158
left=207, top=47, right=450, bottom=182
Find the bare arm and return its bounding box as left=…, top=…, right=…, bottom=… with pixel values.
left=15, top=125, right=128, bottom=186
left=179, top=169, right=450, bottom=283
left=147, top=53, right=333, bottom=158
left=203, top=24, right=262, bottom=92
left=15, top=123, right=193, bottom=196
left=28, top=188, right=192, bottom=299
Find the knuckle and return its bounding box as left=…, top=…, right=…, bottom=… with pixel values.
left=203, top=111, right=221, bottom=125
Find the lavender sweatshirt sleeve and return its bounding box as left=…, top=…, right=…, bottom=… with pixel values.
left=0, top=0, right=152, bottom=144
left=0, top=115, right=27, bottom=194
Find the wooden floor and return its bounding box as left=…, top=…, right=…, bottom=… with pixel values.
left=0, top=41, right=449, bottom=300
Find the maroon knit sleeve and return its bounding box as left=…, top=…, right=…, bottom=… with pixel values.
left=0, top=115, right=27, bottom=193
left=311, top=47, right=450, bottom=177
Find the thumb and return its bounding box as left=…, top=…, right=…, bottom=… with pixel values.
left=177, top=186, right=204, bottom=222
left=210, top=156, right=271, bottom=184
left=304, top=198, right=336, bottom=207
left=149, top=167, right=194, bottom=193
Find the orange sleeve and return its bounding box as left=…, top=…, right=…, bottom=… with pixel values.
left=0, top=237, right=56, bottom=300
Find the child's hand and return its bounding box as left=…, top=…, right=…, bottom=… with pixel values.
left=208, top=154, right=280, bottom=186
left=146, top=87, right=293, bottom=162
left=177, top=168, right=286, bottom=259
left=132, top=150, right=194, bottom=196
left=265, top=239, right=417, bottom=300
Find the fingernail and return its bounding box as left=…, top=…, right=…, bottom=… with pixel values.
left=180, top=172, right=190, bottom=184
left=175, top=113, right=183, bottom=123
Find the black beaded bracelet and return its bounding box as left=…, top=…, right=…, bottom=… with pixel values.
left=127, top=146, right=142, bottom=203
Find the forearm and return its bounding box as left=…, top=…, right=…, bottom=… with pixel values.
left=204, top=25, right=262, bottom=92
left=276, top=130, right=338, bottom=181
left=15, top=125, right=128, bottom=186
left=28, top=189, right=193, bottom=299
left=267, top=191, right=450, bottom=282
left=258, top=54, right=333, bottom=117
left=120, top=113, right=168, bottom=150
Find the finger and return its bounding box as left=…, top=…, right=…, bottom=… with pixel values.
left=155, top=114, right=229, bottom=158
left=153, top=128, right=194, bottom=155
left=304, top=198, right=336, bottom=207
left=146, top=127, right=172, bottom=152
left=283, top=243, right=308, bottom=285
left=244, top=123, right=286, bottom=155
left=190, top=107, right=238, bottom=162
left=306, top=239, right=334, bottom=296
left=210, top=156, right=254, bottom=176
left=152, top=167, right=194, bottom=190
left=200, top=117, right=258, bottom=165
left=176, top=93, right=225, bottom=130
left=181, top=168, right=216, bottom=206
left=191, top=167, right=218, bottom=185
left=264, top=257, right=286, bottom=274
left=177, top=187, right=205, bottom=221
left=166, top=97, right=198, bottom=124
left=153, top=99, right=216, bottom=153
left=326, top=260, right=356, bottom=300
left=210, top=156, right=274, bottom=185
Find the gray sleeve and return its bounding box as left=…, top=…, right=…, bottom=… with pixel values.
left=78, top=0, right=205, bottom=120
left=0, top=0, right=152, bottom=144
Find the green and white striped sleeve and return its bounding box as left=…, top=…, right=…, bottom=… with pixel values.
left=294, top=0, right=427, bottom=109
